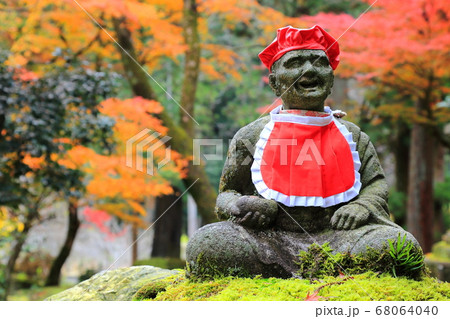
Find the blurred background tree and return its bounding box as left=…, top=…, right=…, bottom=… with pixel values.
left=0, top=51, right=118, bottom=297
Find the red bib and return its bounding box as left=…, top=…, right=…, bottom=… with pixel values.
left=251, top=106, right=361, bottom=207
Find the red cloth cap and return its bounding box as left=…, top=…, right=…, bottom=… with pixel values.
left=259, top=25, right=340, bottom=71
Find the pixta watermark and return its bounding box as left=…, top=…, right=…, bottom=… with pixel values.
left=126, top=129, right=172, bottom=175
left=126, top=129, right=325, bottom=175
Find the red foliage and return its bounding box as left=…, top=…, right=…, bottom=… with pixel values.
left=304, top=291, right=322, bottom=301
left=306, top=0, right=449, bottom=100
left=82, top=206, right=127, bottom=240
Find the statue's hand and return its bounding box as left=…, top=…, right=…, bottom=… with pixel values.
left=330, top=205, right=369, bottom=230
left=230, top=196, right=278, bottom=229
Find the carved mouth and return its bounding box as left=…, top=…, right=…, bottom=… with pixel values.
left=297, top=78, right=321, bottom=89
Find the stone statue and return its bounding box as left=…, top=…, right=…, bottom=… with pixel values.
left=186, top=25, right=420, bottom=278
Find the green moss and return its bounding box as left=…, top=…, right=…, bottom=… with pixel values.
left=186, top=252, right=251, bottom=280
left=142, top=271, right=450, bottom=301
left=134, top=280, right=171, bottom=300
left=296, top=237, right=426, bottom=281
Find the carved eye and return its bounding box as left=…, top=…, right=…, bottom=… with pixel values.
left=284, top=59, right=302, bottom=68
left=314, top=57, right=330, bottom=67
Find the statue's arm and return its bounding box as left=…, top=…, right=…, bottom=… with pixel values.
left=331, top=127, right=394, bottom=230
left=215, top=121, right=278, bottom=228
left=215, top=128, right=252, bottom=220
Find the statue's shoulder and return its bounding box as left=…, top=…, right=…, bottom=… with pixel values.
left=336, top=118, right=373, bottom=147
left=336, top=118, right=361, bottom=136
left=232, top=115, right=270, bottom=142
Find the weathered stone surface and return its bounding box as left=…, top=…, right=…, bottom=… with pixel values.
left=187, top=221, right=418, bottom=278
left=46, top=266, right=178, bottom=301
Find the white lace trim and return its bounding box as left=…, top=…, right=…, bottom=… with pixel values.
left=251, top=105, right=361, bottom=208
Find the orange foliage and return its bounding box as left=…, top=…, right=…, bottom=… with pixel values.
left=23, top=155, right=45, bottom=170
left=0, top=0, right=294, bottom=82
left=0, top=0, right=298, bottom=226
left=59, top=97, right=187, bottom=227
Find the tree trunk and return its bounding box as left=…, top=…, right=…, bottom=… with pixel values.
left=395, top=121, right=410, bottom=194
left=151, top=192, right=183, bottom=258
left=180, top=0, right=201, bottom=138
left=1, top=211, right=34, bottom=300
left=112, top=18, right=216, bottom=224
left=407, top=98, right=434, bottom=253
left=393, top=121, right=410, bottom=226
left=131, top=223, right=138, bottom=264
left=433, top=142, right=445, bottom=239
left=45, top=200, right=80, bottom=286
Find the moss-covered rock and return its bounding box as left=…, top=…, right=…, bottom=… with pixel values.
left=146, top=271, right=450, bottom=301
left=45, top=266, right=179, bottom=301
left=425, top=233, right=450, bottom=282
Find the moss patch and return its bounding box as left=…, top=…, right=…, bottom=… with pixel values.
left=134, top=280, right=172, bottom=300
left=186, top=252, right=252, bottom=280
left=297, top=237, right=426, bottom=281
left=139, top=271, right=449, bottom=301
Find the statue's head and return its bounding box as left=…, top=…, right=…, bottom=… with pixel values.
left=259, top=26, right=340, bottom=111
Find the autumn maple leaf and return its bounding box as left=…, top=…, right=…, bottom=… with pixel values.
left=304, top=291, right=322, bottom=301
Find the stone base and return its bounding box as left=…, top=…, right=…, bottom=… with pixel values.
left=186, top=221, right=420, bottom=278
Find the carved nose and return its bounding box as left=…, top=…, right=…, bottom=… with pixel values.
left=301, top=62, right=317, bottom=78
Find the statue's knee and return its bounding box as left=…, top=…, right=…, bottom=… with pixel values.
left=351, top=226, right=421, bottom=254
left=186, top=222, right=256, bottom=274
left=187, top=222, right=229, bottom=261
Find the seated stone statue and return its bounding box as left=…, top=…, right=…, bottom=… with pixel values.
left=186, top=25, right=420, bottom=278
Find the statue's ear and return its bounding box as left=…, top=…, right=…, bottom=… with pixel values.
left=327, top=72, right=334, bottom=96
left=269, top=74, right=280, bottom=96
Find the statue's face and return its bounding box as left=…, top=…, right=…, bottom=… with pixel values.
left=269, top=49, right=334, bottom=111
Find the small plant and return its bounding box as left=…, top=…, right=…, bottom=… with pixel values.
left=388, top=234, right=425, bottom=279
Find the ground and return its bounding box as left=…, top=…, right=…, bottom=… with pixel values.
left=136, top=271, right=450, bottom=301
left=8, top=285, right=72, bottom=301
